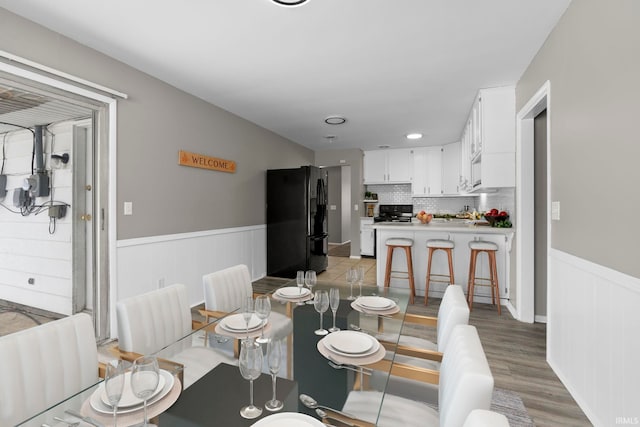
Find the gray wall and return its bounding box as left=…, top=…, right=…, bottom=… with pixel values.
left=516, top=0, right=640, bottom=279
left=315, top=149, right=364, bottom=257
left=0, top=8, right=313, bottom=240
left=326, top=166, right=343, bottom=243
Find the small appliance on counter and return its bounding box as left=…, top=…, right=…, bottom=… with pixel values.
left=373, top=204, right=413, bottom=223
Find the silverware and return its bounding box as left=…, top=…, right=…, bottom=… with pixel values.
left=53, top=417, right=79, bottom=427
left=299, top=394, right=358, bottom=421
left=64, top=409, right=103, bottom=427
left=316, top=408, right=356, bottom=427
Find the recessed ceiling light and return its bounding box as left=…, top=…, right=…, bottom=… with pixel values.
left=271, top=0, right=309, bottom=6
left=324, top=116, right=347, bottom=125
left=406, top=133, right=423, bottom=140
left=324, top=135, right=336, bottom=143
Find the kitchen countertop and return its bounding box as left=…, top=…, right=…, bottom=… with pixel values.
left=373, top=220, right=514, bottom=235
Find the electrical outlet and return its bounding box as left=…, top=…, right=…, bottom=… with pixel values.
left=124, top=202, right=133, bottom=215
left=551, top=201, right=560, bottom=220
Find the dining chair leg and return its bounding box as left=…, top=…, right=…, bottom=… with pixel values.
left=447, top=248, right=455, bottom=284
left=384, top=246, right=394, bottom=288
left=405, top=246, right=416, bottom=304
left=424, top=247, right=435, bottom=305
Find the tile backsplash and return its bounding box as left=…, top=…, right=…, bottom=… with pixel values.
left=365, top=184, right=515, bottom=217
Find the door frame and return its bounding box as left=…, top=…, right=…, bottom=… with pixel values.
left=516, top=80, right=551, bottom=323
left=0, top=58, right=120, bottom=341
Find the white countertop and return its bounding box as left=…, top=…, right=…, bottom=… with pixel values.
left=373, top=220, right=514, bottom=235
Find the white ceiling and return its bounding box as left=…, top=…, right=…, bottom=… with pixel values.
left=0, top=0, right=571, bottom=152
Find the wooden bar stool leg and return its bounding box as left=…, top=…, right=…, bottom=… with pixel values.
left=424, top=247, right=435, bottom=305
left=384, top=246, right=394, bottom=289
left=447, top=248, right=455, bottom=285
left=467, top=249, right=477, bottom=311
left=490, top=251, right=501, bottom=315
left=405, top=246, right=416, bottom=304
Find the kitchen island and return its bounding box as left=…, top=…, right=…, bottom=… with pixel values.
left=374, top=220, right=515, bottom=306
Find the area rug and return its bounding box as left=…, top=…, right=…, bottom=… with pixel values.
left=328, top=242, right=350, bottom=257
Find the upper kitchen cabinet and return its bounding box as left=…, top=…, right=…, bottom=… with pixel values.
left=363, top=149, right=413, bottom=184
left=460, top=86, right=516, bottom=192
left=442, top=141, right=461, bottom=195
left=412, top=146, right=442, bottom=196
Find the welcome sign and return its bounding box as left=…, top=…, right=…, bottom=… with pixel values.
left=178, top=150, right=236, bottom=173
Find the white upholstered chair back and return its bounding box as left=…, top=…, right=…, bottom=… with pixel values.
left=438, top=325, right=494, bottom=427
left=462, top=409, right=510, bottom=427
left=117, top=283, right=193, bottom=355
left=203, top=264, right=253, bottom=313
left=436, top=284, right=470, bottom=352
left=0, top=313, right=98, bottom=426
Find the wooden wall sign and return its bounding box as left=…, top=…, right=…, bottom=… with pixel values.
left=178, top=150, right=236, bottom=173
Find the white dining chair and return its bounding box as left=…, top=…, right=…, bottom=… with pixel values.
left=340, top=325, right=494, bottom=427
left=0, top=313, right=99, bottom=426
left=202, top=264, right=293, bottom=342
left=116, top=283, right=236, bottom=389
left=372, top=284, right=470, bottom=402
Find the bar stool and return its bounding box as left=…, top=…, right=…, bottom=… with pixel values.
left=467, top=240, right=500, bottom=315
left=424, top=239, right=455, bottom=305
left=383, top=238, right=416, bottom=304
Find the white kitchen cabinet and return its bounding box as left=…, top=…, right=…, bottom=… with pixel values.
left=442, top=141, right=461, bottom=195
left=460, top=86, right=515, bottom=192
left=412, top=147, right=442, bottom=196
left=363, top=149, right=413, bottom=184
left=360, top=218, right=374, bottom=256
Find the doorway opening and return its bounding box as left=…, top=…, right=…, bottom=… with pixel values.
left=326, top=165, right=352, bottom=257
left=516, top=81, right=551, bottom=323
left=0, top=65, right=115, bottom=342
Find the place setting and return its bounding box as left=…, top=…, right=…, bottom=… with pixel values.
left=78, top=356, right=181, bottom=427
left=316, top=329, right=385, bottom=366
left=271, top=272, right=314, bottom=305
left=215, top=297, right=272, bottom=340
left=350, top=295, right=399, bottom=316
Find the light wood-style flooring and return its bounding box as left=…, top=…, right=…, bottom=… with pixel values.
left=318, top=255, right=592, bottom=427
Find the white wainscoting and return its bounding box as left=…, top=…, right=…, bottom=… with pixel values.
left=548, top=248, right=640, bottom=427
left=115, top=224, right=266, bottom=315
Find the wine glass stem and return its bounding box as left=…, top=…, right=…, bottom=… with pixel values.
left=350, top=282, right=353, bottom=298
left=249, top=379, right=254, bottom=407
left=113, top=406, right=117, bottom=427
left=332, top=311, right=336, bottom=328
left=271, top=373, right=277, bottom=401
left=319, top=312, right=323, bottom=329
left=261, top=323, right=265, bottom=339
left=143, top=399, right=148, bottom=426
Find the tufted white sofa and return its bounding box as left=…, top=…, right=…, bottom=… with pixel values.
left=116, top=283, right=236, bottom=389
left=0, top=313, right=99, bottom=426
left=342, top=324, right=494, bottom=427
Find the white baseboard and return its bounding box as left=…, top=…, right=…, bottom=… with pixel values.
left=534, top=314, right=547, bottom=323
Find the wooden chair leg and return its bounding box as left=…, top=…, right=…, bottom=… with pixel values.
left=405, top=246, right=416, bottom=304
left=384, top=246, right=394, bottom=288
left=490, top=251, right=501, bottom=315
left=424, top=248, right=434, bottom=305
left=467, top=249, right=477, bottom=311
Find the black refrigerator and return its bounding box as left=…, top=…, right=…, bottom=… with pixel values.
left=266, top=166, right=328, bottom=278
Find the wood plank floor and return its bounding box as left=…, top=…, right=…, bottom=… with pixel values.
left=315, top=256, right=592, bottom=427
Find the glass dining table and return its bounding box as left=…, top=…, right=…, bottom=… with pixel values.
left=17, top=280, right=413, bottom=427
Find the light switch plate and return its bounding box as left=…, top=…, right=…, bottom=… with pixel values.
left=551, top=201, right=560, bottom=220
left=124, top=201, right=133, bottom=216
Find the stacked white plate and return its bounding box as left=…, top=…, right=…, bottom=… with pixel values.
left=251, top=412, right=325, bottom=426
left=274, top=287, right=311, bottom=299
left=219, top=313, right=263, bottom=333
left=89, top=369, right=174, bottom=414
left=321, top=330, right=380, bottom=358
left=354, top=296, right=396, bottom=311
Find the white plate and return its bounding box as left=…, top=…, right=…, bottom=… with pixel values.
left=251, top=412, right=325, bottom=427
left=275, top=287, right=311, bottom=298
left=322, top=330, right=377, bottom=355
left=100, top=370, right=165, bottom=408
left=91, top=369, right=174, bottom=415
left=221, top=313, right=262, bottom=331
left=355, top=296, right=395, bottom=310
left=323, top=339, right=380, bottom=358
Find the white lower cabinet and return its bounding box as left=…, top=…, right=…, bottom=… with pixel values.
left=360, top=218, right=374, bottom=256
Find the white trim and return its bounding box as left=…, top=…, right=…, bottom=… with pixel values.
left=534, top=315, right=547, bottom=323
left=117, top=224, right=266, bottom=247
left=505, top=299, right=518, bottom=319
left=350, top=255, right=362, bottom=260
left=516, top=80, right=551, bottom=323
left=0, top=50, right=128, bottom=99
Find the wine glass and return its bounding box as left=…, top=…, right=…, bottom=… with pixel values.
left=313, top=289, right=329, bottom=336
left=304, top=270, right=317, bottom=304
left=242, top=296, right=254, bottom=340
left=329, top=288, right=340, bottom=332
left=346, top=267, right=357, bottom=300
left=105, top=359, right=126, bottom=427
left=357, top=265, right=366, bottom=297
left=239, top=339, right=263, bottom=419
left=255, top=295, right=271, bottom=344
left=296, top=270, right=306, bottom=305
left=131, top=356, right=160, bottom=427
left=265, top=339, right=284, bottom=412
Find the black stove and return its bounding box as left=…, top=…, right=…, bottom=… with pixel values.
left=373, top=204, right=413, bottom=223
